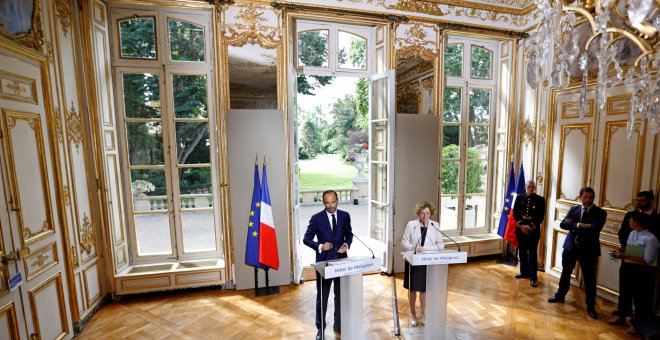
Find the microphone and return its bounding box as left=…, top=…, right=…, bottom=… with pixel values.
left=342, top=225, right=375, bottom=259
left=430, top=222, right=461, bottom=252
left=413, top=227, right=422, bottom=254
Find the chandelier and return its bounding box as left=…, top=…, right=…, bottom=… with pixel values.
left=525, top=0, right=659, bottom=136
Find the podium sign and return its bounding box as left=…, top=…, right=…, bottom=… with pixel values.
left=402, top=250, right=466, bottom=340
left=403, top=250, right=467, bottom=266
left=314, top=256, right=381, bottom=340
left=314, top=256, right=380, bottom=279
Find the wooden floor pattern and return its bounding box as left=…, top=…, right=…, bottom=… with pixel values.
left=77, top=257, right=637, bottom=339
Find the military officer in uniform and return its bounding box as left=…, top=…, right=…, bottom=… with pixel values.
left=513, top=180, right=546, bottom=287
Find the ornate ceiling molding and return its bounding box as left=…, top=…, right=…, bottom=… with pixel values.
left=395, top=22, right=438, bottom=62
left=387, top=0, right=447, bottom=17
left=222, top=3, right=280, bottom=49
left=421, top=0, right=536, bottom=15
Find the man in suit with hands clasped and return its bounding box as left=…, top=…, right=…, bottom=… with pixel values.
left=303, top=190, right=353, bottom=340
left=548, top=187, right=607, bottom=320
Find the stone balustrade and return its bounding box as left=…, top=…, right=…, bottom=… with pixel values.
left=133, top=193, right=213, bottom=211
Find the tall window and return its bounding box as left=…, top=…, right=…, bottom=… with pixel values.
left=112, top=9, right=220, bottom=262
left=441, top=37, right=497, bottom=235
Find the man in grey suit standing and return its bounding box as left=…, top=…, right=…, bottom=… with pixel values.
left=548, top=187, right=607, bottom=320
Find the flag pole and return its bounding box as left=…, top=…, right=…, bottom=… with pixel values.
left=254, top=267, right=258, bottom=296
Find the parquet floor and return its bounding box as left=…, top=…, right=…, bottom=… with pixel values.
left=77, top=257, right=637, bottom=339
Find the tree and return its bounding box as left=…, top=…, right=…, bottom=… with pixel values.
left=326, top=94, right=360, bottom=157
left=441, top=145, right=487, bottom=195
left=297, top=31, right=334, bottom=95
left=444, top=44, right=463, bottom=77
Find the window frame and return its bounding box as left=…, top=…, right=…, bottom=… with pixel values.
left=295, top=20, right=374, bottom=77
left=441, top=36, right=499, bottom=236
left=111, top=8, right=221, bottom=264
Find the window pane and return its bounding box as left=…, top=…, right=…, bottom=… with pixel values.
left=182, top=211, right=216, bottom=253
left=442, top=125, right=460, bottom=150
left=440, top=196, right=459, bottom=230
left=126, top=122, right=163, bottom=165
left=175, top=122, right=210, bottom=164
left=119, top=17, right=156, bottom=59
left=338, top=31, right=367, bottom=70
left=298, top=30, right=329, bottom=68
left=130, top=169, right=167, bottom=203
left=469, top=88, right=490, bottom=123
left=168, top=19, right=205, bottom=62
left=172, top=74, right=207, bottom=118
left=443, top=87, right=461, bottom=122
left=441, top=161, right=459, bottom=194
left=444, top=44, right=462, bottom=77
left=466, top=161, right=487, bottom=194
left=471, top=46, right=492, bottom=79
left=123, top=73, right=161, bottom=119
left=465, top=195, right=487, bottom=229
left=134, top=213, right=172, bottom=255
left=467, top=126, right=489, bottom=158
left=179, top=167, right=212, bottom=199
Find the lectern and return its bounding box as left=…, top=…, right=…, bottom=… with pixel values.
left=403, top=250, right=467, bottom=340
left=314, top=256, right=381, bottom=340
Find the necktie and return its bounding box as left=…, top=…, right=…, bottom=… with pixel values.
left=580, top=207, right=589, bottom=222
left=332, top=214, right=337, bottom=232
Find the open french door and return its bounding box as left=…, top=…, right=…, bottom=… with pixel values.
left=369, top=70, right=395, bottom=273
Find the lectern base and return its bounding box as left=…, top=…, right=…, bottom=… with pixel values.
left=401, top=326, right=456, bottom=340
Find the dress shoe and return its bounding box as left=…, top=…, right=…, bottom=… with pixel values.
left=315, top=330, right=322, bottom=340
left=548, top=295, right=565, bottom=303
left=515, top=273, right=529, bottom=279
left=606, top=316, right=626, bottom=325
left=410, top=318, right=418, bottom=327
left=530, top=279, right=538, bottom=287
left=419, top=315, right=425, bottom=326
left=587, top=307, right=598, bottom=319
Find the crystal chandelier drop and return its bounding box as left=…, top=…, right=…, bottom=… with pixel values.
left=525, top=0, right=659, bottom=135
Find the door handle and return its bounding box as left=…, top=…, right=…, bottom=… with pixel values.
left=1, top=246, right=29, bottom=263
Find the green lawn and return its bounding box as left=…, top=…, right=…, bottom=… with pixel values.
left=299, top=154, right=357, bottom=189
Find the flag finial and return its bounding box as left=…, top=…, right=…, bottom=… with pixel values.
left=255, top=153, right=258, bottom=165
left=263, top=153, right=267, bottom=165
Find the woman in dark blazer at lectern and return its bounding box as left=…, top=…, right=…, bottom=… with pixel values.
left=400, top=201, right=444, bottom=327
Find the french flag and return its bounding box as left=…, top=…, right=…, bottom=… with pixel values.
left=258, top=163, right=279, bottom=270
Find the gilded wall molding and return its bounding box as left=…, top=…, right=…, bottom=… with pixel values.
left=55, top=0, right=72, bottom=37
left=397, top=81, right=421, bottom=102
left=65, top=102, right=82, bottom=149
left=395, top=22, right=438, bottom=61
left=538, top=120, right=546, bottom=144
left=80, top=214, right=94, bottom=256
left=222, top=3, right=280, bottom=49
left=71, top=246, right=79, bottom=268
left=519, top=118, right=536, bottom=146
left=63, top=185, right=70, bottom=207
left=55, top=107, right=64, bottom=144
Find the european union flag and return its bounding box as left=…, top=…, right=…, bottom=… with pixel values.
left=245, top=161, right=265, bottom=268
left=497, top=162, right=515, bottom=237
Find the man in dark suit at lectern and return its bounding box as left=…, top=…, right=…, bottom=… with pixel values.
left=548, top=187, right=607, bottom=320
left=303, top=190, right=353, bottom=340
